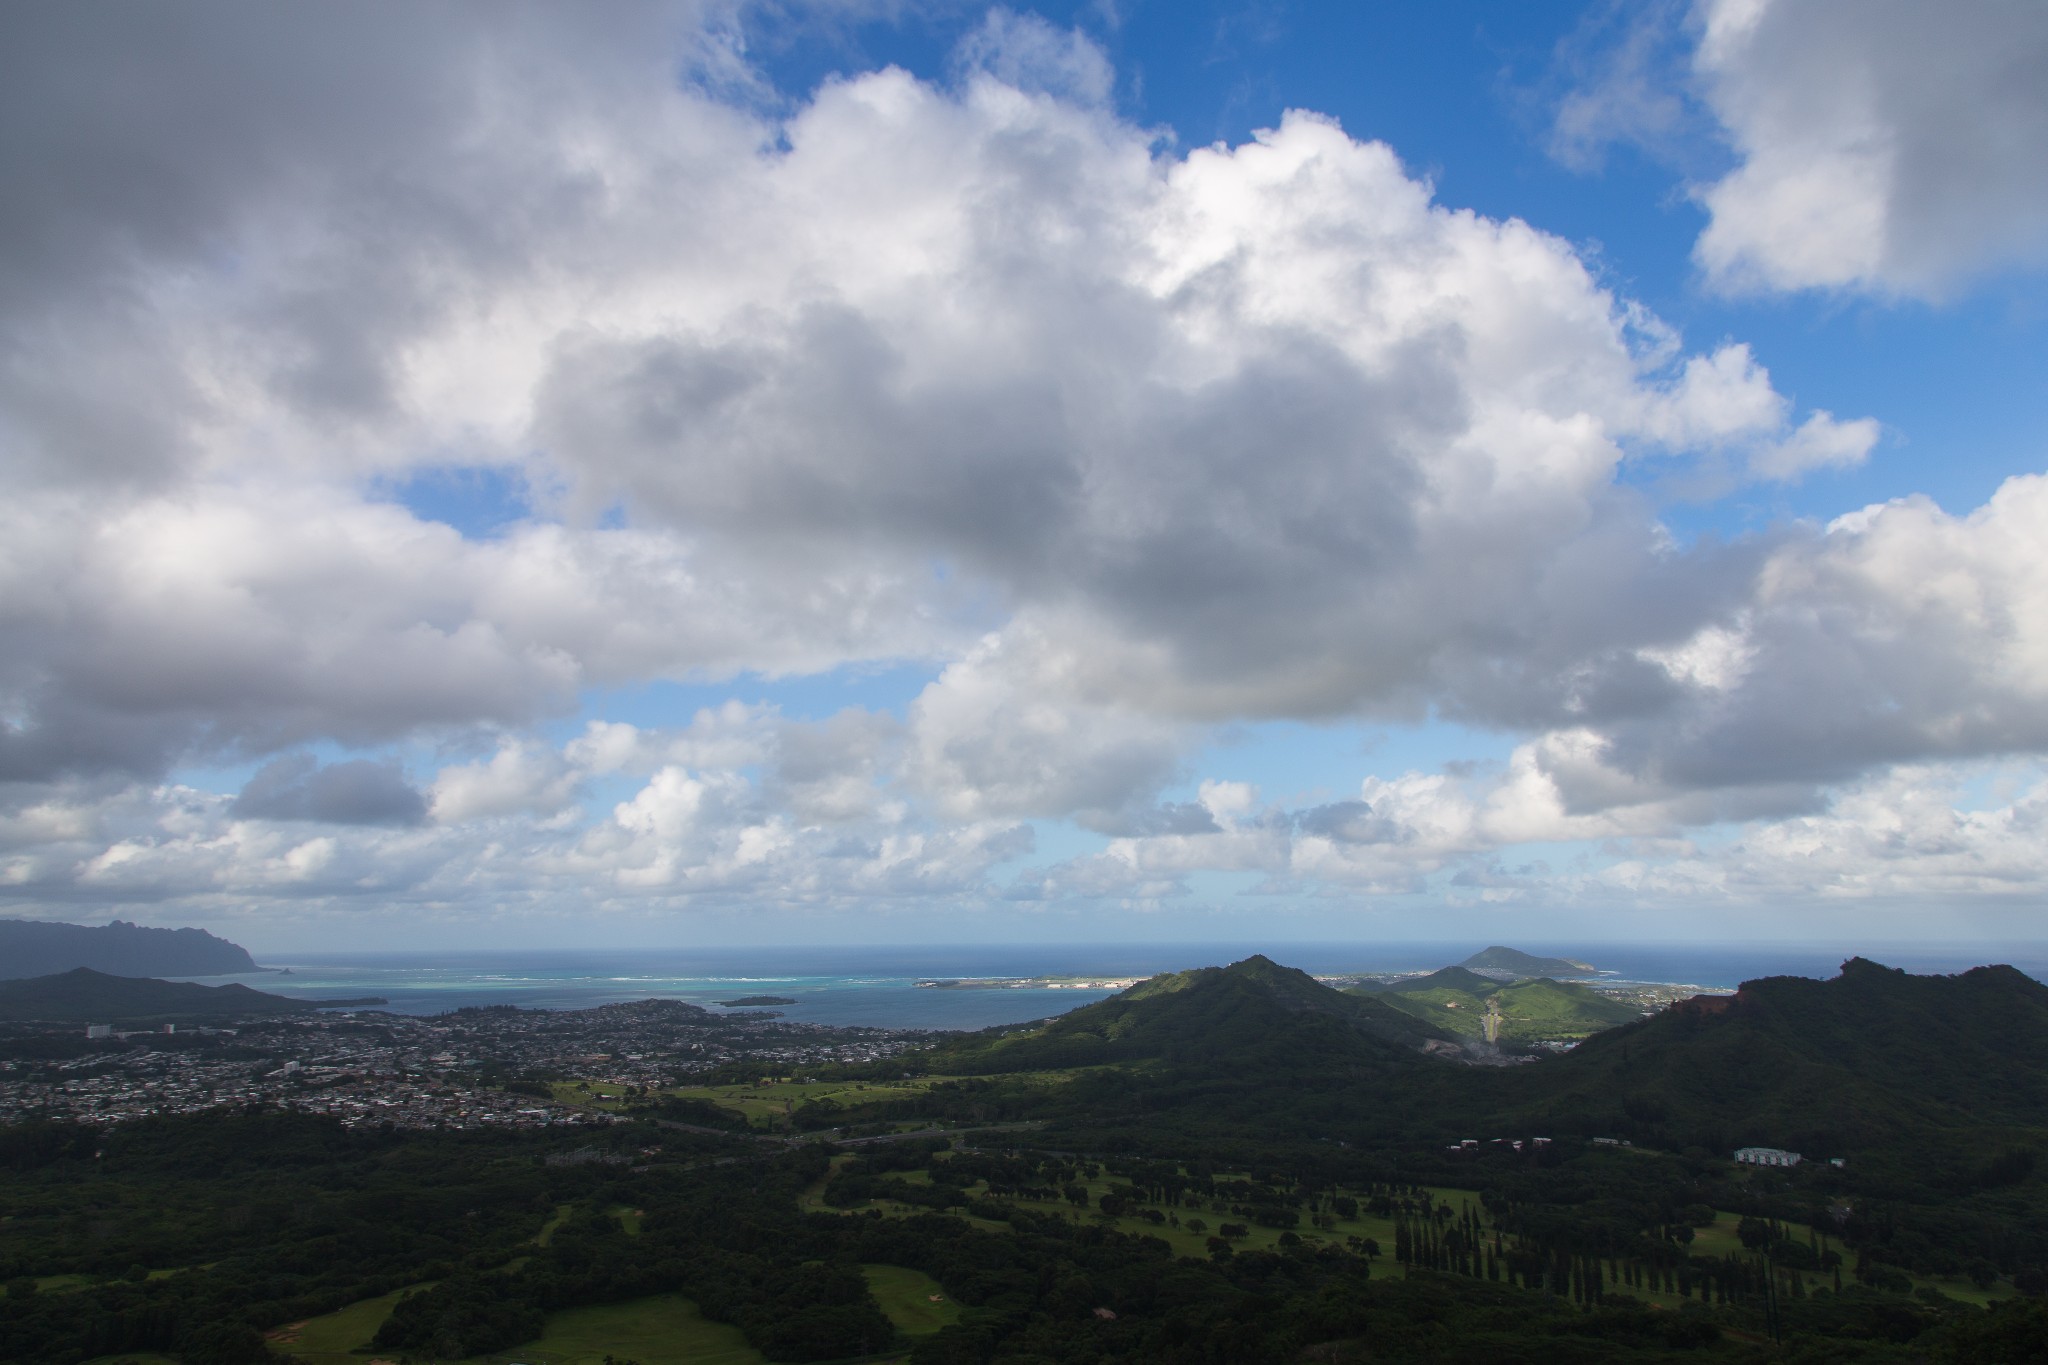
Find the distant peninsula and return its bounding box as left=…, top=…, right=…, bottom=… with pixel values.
left=716, top=995, right=798, bottom=1007
left=0, top=968, right=384, bottom=1022
left=1457, top=945, right=1598, bottom=980
left=916, top=976, right=1142, bottom=991
left=0, top=917, right=262, bottom=980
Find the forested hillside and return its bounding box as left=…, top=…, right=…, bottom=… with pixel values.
left=6, top=955, right=2048, bottom=1363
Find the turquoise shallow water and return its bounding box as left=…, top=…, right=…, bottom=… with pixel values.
left=169, top=942, right=2048, bottom=1031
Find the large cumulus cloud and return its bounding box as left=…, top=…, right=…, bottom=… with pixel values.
left=0, top=3, right=2041, bottom=925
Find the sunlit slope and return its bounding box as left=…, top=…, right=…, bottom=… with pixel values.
left=1350, top=970, right=1643, bottom=1044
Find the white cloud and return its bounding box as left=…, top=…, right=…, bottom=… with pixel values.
left=430, top=740, right=580, bottom=824
left=1587, top=765, right=2048, bottom=903
left=1750, top=411, right=1882, bottom=482
left=1689, top=0, right=2048, bottom=297
left=904, top=628, right=1190, bottom=827
left=0, top=5, right=2042, bottom=928
left=0, top=9, right=1873, bottom=800
left=954, top=8, right=1116, bottom=106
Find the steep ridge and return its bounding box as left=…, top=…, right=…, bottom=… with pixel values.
left=921, top=954, right=1458, bottom=1076
left=0, top=968, right=378, bottom=1021
left=1505, top=958, right=2048, bottom=1156
left=0, top=918, right=260, bottom=979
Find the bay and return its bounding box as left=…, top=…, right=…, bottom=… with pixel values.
left=168, top=940, right=2048, bottom=1030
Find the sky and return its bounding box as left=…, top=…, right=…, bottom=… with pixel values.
left=3, top=0, right=2047, bottom=953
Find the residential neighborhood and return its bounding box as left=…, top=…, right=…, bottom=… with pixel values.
left=0, top=998, right=935, bottom=1131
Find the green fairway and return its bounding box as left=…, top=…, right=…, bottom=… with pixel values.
left=506, top=1292, right=763, bottom=1365
left=1683, top=1209, right=2008, bottom=1307
left=663, top=1078, right=938, bottom=1125
left=863, top=1264, right=959, bottom=1335
left=535, top=1202, right=574, bottom=1245
left=826, top=1162, right=1463, bottom=1268
left=33, top=1272, right=94, bottom=1292
left=271, top=1282, right=433, bottom=1359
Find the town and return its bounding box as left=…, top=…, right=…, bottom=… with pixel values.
left=0, top=998, right=936, bottom=1131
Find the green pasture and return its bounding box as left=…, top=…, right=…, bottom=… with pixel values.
left=863, top=1264, right=959, bottom=1336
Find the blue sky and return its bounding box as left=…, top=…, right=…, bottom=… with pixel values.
left=2, top=1, right=2046, bottom=951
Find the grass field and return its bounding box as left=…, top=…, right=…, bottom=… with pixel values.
left=839, top=1167, right=2011, bottom=1310
left=33, top=1272, right=94, bottom=1292
left=822, top=1162, right=1470, bottom=1265
left=270, top=1281, right=433, bottom=1360
left=535, top=1203, right=574, bottom=1245
left=863, top=1264, right=959, bottom=1336
left=502, top=1293, right=763, bottom=1365
left=556, top=1069, right=1088, bottom=1131
left=664, top=1078, right=939, bottom=1125
left=550, top=1077, right=942, bottom=1125
left=34, top=1266, right=190, bottom=1294
left=1684, top=1209, right=2008, bottom=1307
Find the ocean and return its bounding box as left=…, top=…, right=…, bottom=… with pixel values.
left=172, top=941, right=2048, bottom=1032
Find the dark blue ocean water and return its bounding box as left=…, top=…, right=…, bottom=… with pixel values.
left=171, top=941, right=2048, bottom=1031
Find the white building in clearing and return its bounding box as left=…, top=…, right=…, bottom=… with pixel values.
left=1735, top=1146, right=1802, bottom=1167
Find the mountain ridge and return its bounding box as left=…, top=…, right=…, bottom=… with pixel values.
left=0, top=968, right=380, bottom=1022
left=0, top=918, right=260, bottom=980
left=1494, top=956, right=2048, bottom=1159
left=920, top=953, right=1461, bottom=1076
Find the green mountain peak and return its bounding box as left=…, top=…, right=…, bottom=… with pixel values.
left=921, top=953, right=1460, bottom=1077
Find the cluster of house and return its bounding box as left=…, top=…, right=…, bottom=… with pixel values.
left=1443, top=1136, right=1554, bottom=1153
left=1735, top=1145, right=1846, bottom=1169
